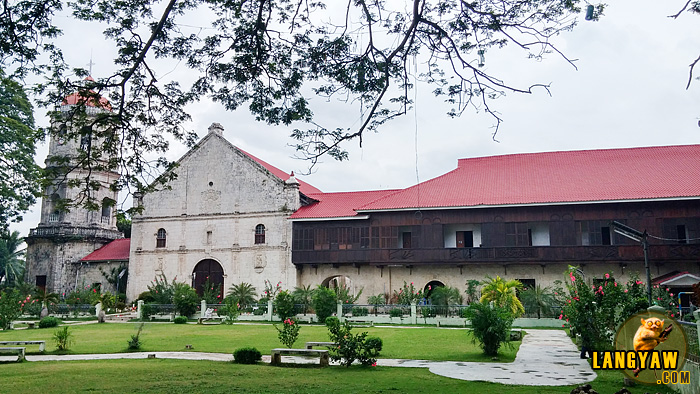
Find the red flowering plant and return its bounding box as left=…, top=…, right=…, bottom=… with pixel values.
left=555, top=268, right=679, bottom=352
left=275, top=318, right=300, bottom=348
left=65, top=282, right=101, bottom=305
left=392, top=281, right=423, bottom=305
left=0, top=288, right=29, bottom=329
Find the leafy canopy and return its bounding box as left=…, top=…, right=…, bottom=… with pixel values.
left=0, top=0, right=609, bottom=211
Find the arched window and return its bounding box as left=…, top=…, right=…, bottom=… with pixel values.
left=101, top=198, right=113, bottom=222
left=156, top=228, right=167, bottom=248
left=255, top=224, right=266, bottom=244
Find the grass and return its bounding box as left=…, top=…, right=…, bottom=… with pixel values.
left=0, top=322, right=519, bottom=361
left=0, top=359, right=677, bottom=394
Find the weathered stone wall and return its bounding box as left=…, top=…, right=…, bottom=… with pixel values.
left=24, top=238, right=113, bottom=295
left=296, top=260, right=697, bottom=304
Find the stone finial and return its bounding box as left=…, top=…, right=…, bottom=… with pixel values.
left=208, top=122, right=224, bottom=135
left=285, top=171, right=300, bottom=187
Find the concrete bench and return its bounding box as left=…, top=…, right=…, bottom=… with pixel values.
left=26, top=322, right=36, bottom=329
left=0, top=340, right=46, bottom=352
left=305, top=341, right=336, bottom=349
left=0, top=347, right=26, bottom=362
left=510, top=329, right=523, bottom=341
left=347, top=319, right=374, bottom=327
left=197, top=316, right=226, bottom=324
left=270, top=348, right=329, bottom=366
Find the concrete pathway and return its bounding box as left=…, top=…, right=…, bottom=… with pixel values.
left=20, top=329, right=595, bottom=386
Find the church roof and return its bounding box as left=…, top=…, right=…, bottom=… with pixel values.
left=290, top=190, right=398, bottom=220
left=81, top=238, right=130, bottom=262
left=237, top=147, right=321, bottom=195
left=291, top=144, right=700, bottom=219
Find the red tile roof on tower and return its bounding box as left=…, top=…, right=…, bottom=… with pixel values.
left=291, top=145, right=700, bottom=219
left=81, top=238, right=130, bottom=262
left=290, top=190, right=399, bottom=219
left=62, top=77, right=112, bottom=110
left=238, top=148, right=321, bottom=196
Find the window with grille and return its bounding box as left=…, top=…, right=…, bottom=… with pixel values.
left=255, top=224, right=266, bottom=244
left=505, top=223, right=531, bottom=246
left=156, top=228, right=166, bottom=248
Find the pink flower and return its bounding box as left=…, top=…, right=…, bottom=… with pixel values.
left=670, top=293, right=674, bottom=297
left=562, top=324, right=566, bottom=328
left=599, top=286, right=603, bottom=291
left=614, top=282, right=618, bottom=287
left=671, top=313, right=675, bottom=317
left=636, top=280, right=643, bottom=285
left=372, top=362, right=377, bottom=367
left=657, top=297, right=661, bottom=301
left=624, top=289, right=628, bottom=293
left=558, top=314, right=563, bottom=320
left=605, top=273, right=610, bottom=279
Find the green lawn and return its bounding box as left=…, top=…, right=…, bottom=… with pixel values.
left=0, top=322, right=519, bottom=362
left=0, top=359, right=677, bottom=394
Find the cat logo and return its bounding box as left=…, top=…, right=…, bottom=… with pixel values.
left=592, top=310, right=691, bottom=385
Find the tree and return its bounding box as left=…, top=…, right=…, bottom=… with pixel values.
left=0, top=231, right=25, bottom=287
left=116, top=211, right=132, bottom=238
left=479, top=275, right=524, bottom=317
left=0, top=71, right=42, bottom=232
left=428, top=286, right=462, bottom=316
left=311, top=285, right=337, bottom=323
left=227, top=282, right=257, bottom=307
left=669, top=1, right=700, bottom=89
left=0, top=0, right=605, bottom=212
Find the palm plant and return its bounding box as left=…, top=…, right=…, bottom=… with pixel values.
left=519, top=284, right=556, bottom=318
left=34, top=287, right=60, bottom=318
left=227, top=282, right=257, bottom=308
left=479, top=275, right=524, bottom=317
left=367, top=294, right=386, bottom=315
left=292, top=284, right=313, bottom=315
left=428, top=286, right=462, bottom=316
left=0, top=231, right=25, bottom=287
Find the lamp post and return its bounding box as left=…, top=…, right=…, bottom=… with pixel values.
left=610, top=221, right=652, bottom=306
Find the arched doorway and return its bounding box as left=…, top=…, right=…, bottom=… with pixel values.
left=322, top=275, right=358, bottom=303
left=192, top=259, right=224, bottom=301
left=423, top=280, right=445, bottom=301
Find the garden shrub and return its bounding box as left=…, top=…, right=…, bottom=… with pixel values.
left=39, top=316, right=60, bottom=328
left=389, top=308, right=403, bottom=318
left=141, top=303, right=154, bottom=321
left=326, top=317, right=382, bottom=367
left=351, top=307, right=368, bottom=317
left=253, top=307, right=265, bottom=316
left=0, top=288, right=26, bottom=330
left=275, top=318, right=300, bottom=348
left=136, top=291, right=155, bottom=303
left=312, top=285, right=336, bottom=323
left=128, top=323, right=145, bottom=350
left=173, top=316, right=188, bottom=324
left=53, top=326, right=74, bottom=351
left=233, top=347, right=262, bottom=364
left=274, top=290, right=296, bottom=321
left=464, top=302, right=514, bottom=356
left=173, top=283, right=199, bottom=317
left=219, top=295, right=240, bottom=324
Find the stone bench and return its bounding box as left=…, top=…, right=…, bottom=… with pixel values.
left=26, top=322, right=36, bottom=329
left=510, top=329, right=523, bottom=341
left=0, top=340, right=46, bottom=352
left=305, top=341, right=336, bottom=349
left=347, top=318, right=374, bottom=327
left=0, top=347, right=26, bottom=362
left=270, top=348, right=329, bottom=366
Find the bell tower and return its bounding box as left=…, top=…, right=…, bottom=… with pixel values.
left=25, top=78, right=123, bottom=295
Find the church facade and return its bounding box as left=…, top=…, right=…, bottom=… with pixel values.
left=125, top=123, right=321, bottom=301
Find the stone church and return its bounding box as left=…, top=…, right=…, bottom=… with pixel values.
left=125, top=123, right=321, bottom=301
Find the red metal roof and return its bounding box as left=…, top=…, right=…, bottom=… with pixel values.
left=358, top=145, right=700, bottom=211
left=81, top=238, right=130, bottom=262
left=290, top=190, right=398, bottom=219
left=237, top=148, right=321, bottom=196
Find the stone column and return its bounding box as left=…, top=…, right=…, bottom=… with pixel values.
left=267, top=299, right=274, bottom=321
left=337, top=301, right=344, bottom=322
left=137, top=300, right=144, bottom=320
left=410, top=301, right=417, bottom=325
left=200, top=299, right=207, bottom=319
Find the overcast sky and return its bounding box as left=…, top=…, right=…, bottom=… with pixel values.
left=10, top=0, right=700, bottom=239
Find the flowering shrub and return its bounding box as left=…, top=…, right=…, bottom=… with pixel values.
left=64, top=283, right=101, bottom=305
left=274, top=290, right=296, bottom=321
left=173, top=283, right=199, bottom=317
left=392, top=281, right=423, bottom=305
left=147, top=274, right=176, bottom=304
left=0, top=288, right=28, bottom=329
left=275, top=318, right=300, bottom=348
left=325, top=317, right=382, bottom=367
left=219, top=295, right=240, bottom=324
left=260, top=280, right=282, bottom=302
left=555, top=268, right=679, bottom=351
left=200, top=278, right=222, bottom=304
